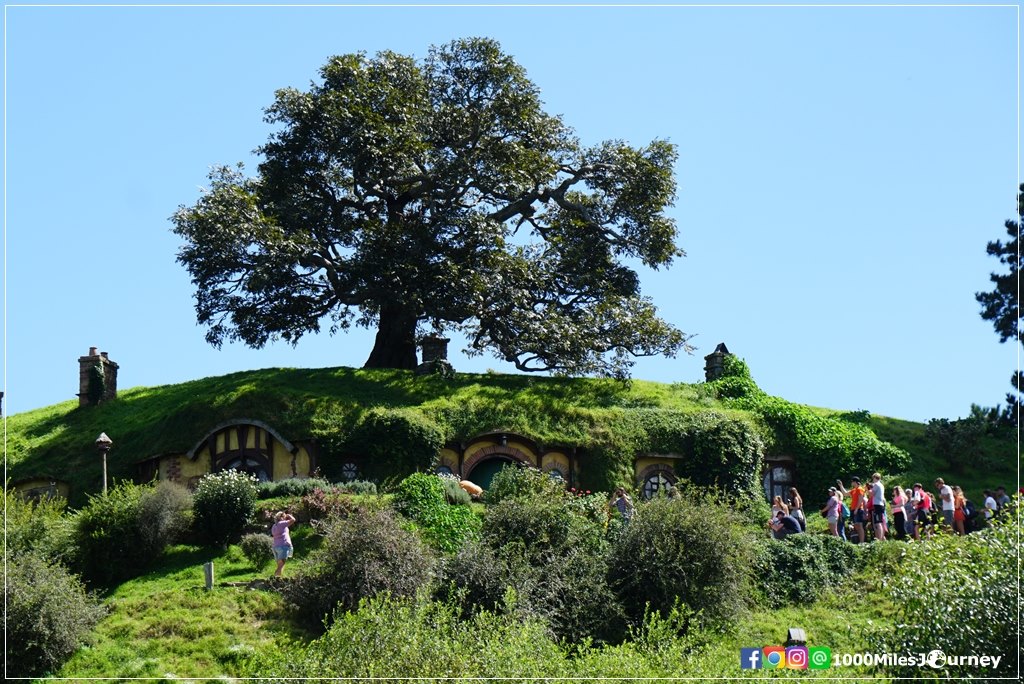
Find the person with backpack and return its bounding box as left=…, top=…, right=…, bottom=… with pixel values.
left=820, top=486, right=841, bottom=537
left=836, top=477, right=866, bottom=543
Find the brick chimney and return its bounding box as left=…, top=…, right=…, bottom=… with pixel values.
left=78, top=347, right=119, bottom=406
left=703, top=342, right=732, bottom=382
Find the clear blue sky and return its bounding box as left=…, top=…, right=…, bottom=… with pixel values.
left=3, top=3, right=1019, bottom=423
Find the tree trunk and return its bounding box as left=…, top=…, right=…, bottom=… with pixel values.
left=364, top=304, right=419, bottom=370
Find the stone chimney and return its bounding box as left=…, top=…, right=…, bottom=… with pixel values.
left=419, top=335, right=450, bottom=364
left=416, top=335, right=454, bottom=376
left=703, top=342, right=732, bottom=382
left=78, top=347, right=119, bottom=406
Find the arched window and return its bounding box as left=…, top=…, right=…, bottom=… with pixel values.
left=642, top=469, right=676, bottom=500
left=547, top=467, right=565, bottom=482
left=224, top=458, right=270, bottom=482
left=436, top=465, right=454, bottom=476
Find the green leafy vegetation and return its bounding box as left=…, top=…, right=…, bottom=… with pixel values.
left=4, top=552, right=107, bottom=678
left=72, top=481, right=192, bottom=586
left=192, top=470, right=260, bottom=547
left=282, top=506, right=435, bottom=628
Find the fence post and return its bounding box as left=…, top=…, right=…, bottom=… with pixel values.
left=203, top=561, right=214, bottom=590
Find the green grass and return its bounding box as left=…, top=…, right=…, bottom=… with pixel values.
left=7, top=365, right=1016, bottom=508
left=57, top=536, right=317, bottom=680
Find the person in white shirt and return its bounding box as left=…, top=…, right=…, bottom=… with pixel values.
left=935, top=478, right=954, bottom=529
left=983, top=490, right=998, bottom=521
left=870, top=473, right=887, bottom=541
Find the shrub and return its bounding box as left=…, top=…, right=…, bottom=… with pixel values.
left=867, top=517, right=1021, bottom=678
left=393, top=473, right=480, bottom=553
left=273, top=594, right=564, bottom=679
left=283, top=507, right=434, bottom=628
left=4, top=552, right=106, bottom=677
left=345, top=408, right=446, bottom=481
left=4, top=487, right=75, bottom=564
left=439, top=473, right=472, bottom=505
left=485, top=463, right=565, bottom=506
left=752, top=533, right=861, bottom=607
left=447, top=490, right=622, bottom=644
left=239, top=533, right=275, bottom=570
left=192, top=469, right=260, bottom=547
left=608, top=492, right=753, bottom=627
left=335, top=479, right=377, bottom=495
left=72, top=481, right=182, bottom=585
left=257, top=477, right=333, bottom=499
left=300, top=486, right=358, bottom=520
left=136, top=480, right=193, bottom=558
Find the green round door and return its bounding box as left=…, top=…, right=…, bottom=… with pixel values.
left=467, top=458, right=513, bottom=491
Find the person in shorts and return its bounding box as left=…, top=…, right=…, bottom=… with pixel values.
left=837, top=477, right=866, bottom=543
left=271, top=511, right=296, bottom=577
left=870, top=473, right=887, bottom=541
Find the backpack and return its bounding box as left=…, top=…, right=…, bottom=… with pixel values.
left=841, top=502, right=851, bottom=520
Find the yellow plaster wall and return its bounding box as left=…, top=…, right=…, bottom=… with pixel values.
left=542, top=451, right=570, bottom=474
left=438, top=448, right=459, bottom=471
left=161, top=451, right=212, bottom=484
left=507, top=441, right=539, bottom=466
left=463, top=441, right=497, bottom=461
left=270, top=442, right=314, bottom=480
left=634, top=457, right=676, bottom=481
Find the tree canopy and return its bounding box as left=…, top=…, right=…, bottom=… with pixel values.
left=172, top=38, right=690, bottom=378
left=975, top=183, right=1022, bottom=419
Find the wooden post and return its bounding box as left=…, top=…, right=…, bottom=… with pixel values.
left=203, top=562, right=214, bottom=590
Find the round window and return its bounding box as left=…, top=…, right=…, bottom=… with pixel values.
left=642, top=471, right=675, bottom=500
left=340, top=462, right=359, bottom=482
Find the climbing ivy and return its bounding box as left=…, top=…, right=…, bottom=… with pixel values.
left=707, top=358, right=909, bottom=499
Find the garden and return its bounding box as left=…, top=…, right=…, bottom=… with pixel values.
left=5, top=463, right=1019, bottom=680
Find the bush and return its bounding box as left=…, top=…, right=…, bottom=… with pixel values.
left=271, top=594, right=564, bottom=679
left=753, top=533, right=861, bottom=607
left=283, top=507, right=435, bottom=628
left=136, top=481, right=193, bottom=558
left=444, top=489, right=621, bottom=644
left=73, top=481, right=189, bottom=585
left=192, top=470, right=260, bottom=547
left=239, top=533, right=275, bottom=570
left=608, top=492, right=753, bottom=627
left=4, top=552, right=106, bottom=677
left=867, top=517, right=1021, bottom=678
left=335, top=479, right=377, bottom=495
left=4, top=487, right=75, bottom=564
left=299, top=486, right=359, bottom=520
left=439, top=473, right=472, bottom=505
left=485, top=464, right=565, bottom=506
left=393, top=473, right=481, bottom=553
left=257, top=477, right=333, bottom=499
left=345, top=408, right=446, bottom=481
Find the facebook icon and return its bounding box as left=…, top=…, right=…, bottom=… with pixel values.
left=740, top=647, right=762, bottom=669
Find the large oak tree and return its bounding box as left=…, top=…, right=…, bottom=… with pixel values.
left=172, top=38, right=690, bottom=378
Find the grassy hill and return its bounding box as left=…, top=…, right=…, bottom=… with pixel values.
left=6, top=366, right=1017, bottom=507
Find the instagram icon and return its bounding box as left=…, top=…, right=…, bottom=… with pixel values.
left=786, top=646, right=808, bottom=669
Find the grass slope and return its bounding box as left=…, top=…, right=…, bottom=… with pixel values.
left=6, top=366, right=1017, bottom=507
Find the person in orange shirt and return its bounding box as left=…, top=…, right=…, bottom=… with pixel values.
left=836, top=477, right=867, bottom=543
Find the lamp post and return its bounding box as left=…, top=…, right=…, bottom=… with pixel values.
left=95, top=432, right=112, bottom=495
